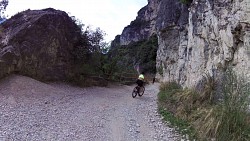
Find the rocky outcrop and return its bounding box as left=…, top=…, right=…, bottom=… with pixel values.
left=118, top=1, right=158, bottom=45
left=156, top=0, right=250, bottom=87
left=0, top=8, right=82, bottom=81
left=117, top=0, right=189, bottom=46
left=110, top=35, right=121, bottom=48
left=115, top=0, right=250, bottom=88
left=119, top=7, right=152, bottom=45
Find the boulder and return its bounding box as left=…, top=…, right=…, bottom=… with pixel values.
left=0, top=8, right=82, bottom=81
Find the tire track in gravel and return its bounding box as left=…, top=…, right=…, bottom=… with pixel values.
left=0, top=75, right=180, bottom=141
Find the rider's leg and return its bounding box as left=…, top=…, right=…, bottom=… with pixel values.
left=136, top=79, right=143, bottom=93
left=136, top=86, right=140, bottom=92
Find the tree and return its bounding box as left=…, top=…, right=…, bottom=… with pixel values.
left=71, top=17, right=112, bottom=75
left=86, top=27, right=108, bottom=53
left=71, top=17, right=109, bottom=54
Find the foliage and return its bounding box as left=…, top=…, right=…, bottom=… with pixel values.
left=108, top=34, right=158, bottom=75
left=158, top=82, right=196, bottom=140
left=158, top=69, right=250, bottom=140
left=214, top=69, right=250, bottom=141
left=70, top=17, right=113, bottom=86
left=159, top=81, right=181, bottom=92
left=71, top=17, right=109, bottom=56
left=71, top=16, right=85, bottom=32
left=85, top=27, right=108, bottom=53
left=70, top=17, right=158, bottom=85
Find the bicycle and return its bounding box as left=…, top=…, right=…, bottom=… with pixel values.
left=132, top=85, right=145, bottom=98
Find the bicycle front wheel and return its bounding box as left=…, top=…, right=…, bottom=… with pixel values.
left=138, top=86, right=145, bottom=96
left=132, top=87, right=137, bottom=98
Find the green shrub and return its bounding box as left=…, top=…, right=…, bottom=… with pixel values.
left=215, top=69, right=250, bottom=141
left=191, top=68, right=250, bottom=140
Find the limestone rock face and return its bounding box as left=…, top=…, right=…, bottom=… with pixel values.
left=119, top=0, right=159, bottom=45
left=0, top=8, right=82, bottom=81
left=118, top=0, right=189, bottom=44
left=156, top=0, right=250, bottom=87
left=119, top=7, right=152, bottom=45
left=115, top=0, right=250, bottom=87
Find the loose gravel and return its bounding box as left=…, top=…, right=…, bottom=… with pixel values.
left=0, top=75, right=180, bottom=141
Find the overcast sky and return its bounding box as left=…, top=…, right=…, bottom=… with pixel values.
left=5, top=0, right=148, bottom=42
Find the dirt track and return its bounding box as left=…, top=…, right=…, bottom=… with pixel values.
left=0, top=75, right=180, bottom=141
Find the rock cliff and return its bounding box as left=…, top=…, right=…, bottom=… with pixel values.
left=157, top=0, right=250, bottom=87
left=116, top=0, right=189, bottom=46
left=115, top=0, right=250, bottom=87
left=0, top=8, right=82, bottom=81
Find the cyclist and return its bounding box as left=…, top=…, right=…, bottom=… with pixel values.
left=136, top=72, right=145, bottom=92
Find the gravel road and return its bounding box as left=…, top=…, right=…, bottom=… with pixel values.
left=0, top=75, right=180, bottom=141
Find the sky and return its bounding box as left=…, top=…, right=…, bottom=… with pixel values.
left=4, top=0, right=148, bottom=42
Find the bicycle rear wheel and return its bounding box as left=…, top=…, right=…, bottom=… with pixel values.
left=138, top=86, right=145, bottom=96
left=132, top=87, right=137, bottom=98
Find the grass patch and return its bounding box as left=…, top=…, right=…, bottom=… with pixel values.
left=158, top=69, right=250, bottom=140
left=159, top=107, right=195, bottom=139
left=158, top=82, right=197, bottom=140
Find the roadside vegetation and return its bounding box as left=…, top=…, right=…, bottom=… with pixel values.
left=108, top=34, right=158, bottom=74
left=158, top=68, right=250, bottom=140
left=69, top=18, right=158, bottom=86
